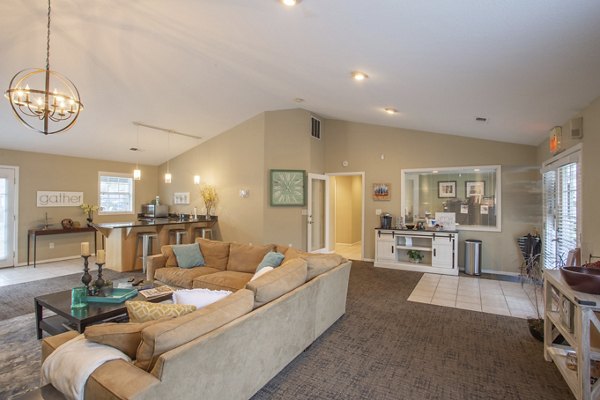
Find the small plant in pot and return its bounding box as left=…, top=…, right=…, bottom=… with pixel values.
left=407, top=250, right=424, bottom=263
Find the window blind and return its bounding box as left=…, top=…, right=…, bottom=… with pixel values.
left=99, top=173, right=133, bottom=214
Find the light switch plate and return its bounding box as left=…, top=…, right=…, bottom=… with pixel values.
left=375, top=209, right=382, bottom=216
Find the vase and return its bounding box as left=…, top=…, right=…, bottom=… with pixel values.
left=410, top=258, right=421, bottom=264
left=87, top=211, right=93, bottom=226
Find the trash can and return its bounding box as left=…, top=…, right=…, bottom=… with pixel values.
left=464, top=239, right=482, bottom=276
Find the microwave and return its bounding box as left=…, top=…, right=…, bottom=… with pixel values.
left=141, top=204, right=169, bottom=218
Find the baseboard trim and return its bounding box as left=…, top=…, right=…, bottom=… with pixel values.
left=13, top=254, right=91, bottom=268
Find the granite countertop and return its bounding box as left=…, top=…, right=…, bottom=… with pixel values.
left=92, top=216, right=217, bottom=229
left=375, top=227, right=459, bottom=233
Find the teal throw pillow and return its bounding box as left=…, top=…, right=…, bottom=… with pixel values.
left=172, top=244, right=205, bottom=269
left=256, top=251, right=285, bottom=272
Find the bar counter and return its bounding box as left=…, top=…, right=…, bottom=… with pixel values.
left=91, top=216, right=218, bottom=272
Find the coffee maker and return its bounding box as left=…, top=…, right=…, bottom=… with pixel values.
left=380, top=213, right=393, bottom=229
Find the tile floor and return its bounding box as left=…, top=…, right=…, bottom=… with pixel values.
left=0, top=258, right=98, bottom=287
left=408, top=273, right=543, bottom=319
left=334, top=242, right=362, bottom=260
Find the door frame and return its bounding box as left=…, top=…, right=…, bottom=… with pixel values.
left=307, top=173, right=329, bottom=253
left=0, top=165, right=19, bottom=268
left=326, top=171, right=365, bottom=260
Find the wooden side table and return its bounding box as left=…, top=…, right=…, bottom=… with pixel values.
left=28, top=227, right=97, bottom=267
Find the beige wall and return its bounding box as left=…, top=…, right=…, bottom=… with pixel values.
left=0, top=148, right=158, bottom=265
left=323, top=120, right=540, bottom=273
left=334, top=176, right=353, bottom=244
left=351, top=175, right=362, bottom=243
left=158, top=113, right=266, bottom=244
left=536, top=95, right=600, bottom=261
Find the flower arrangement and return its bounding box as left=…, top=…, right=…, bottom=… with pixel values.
left=81, top=203, right=99, bottom=223
left=200, top=185, right=218, bottom=217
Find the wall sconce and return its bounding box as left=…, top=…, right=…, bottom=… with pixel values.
left=194, top=175, right=201, bottom=185
left=239, top=189, right=250, bottom=198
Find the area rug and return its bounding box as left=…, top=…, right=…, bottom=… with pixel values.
left=1, top=262, right=572, bottom=400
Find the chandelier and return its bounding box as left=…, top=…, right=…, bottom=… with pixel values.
left=4, top=0, right=83, bottom=135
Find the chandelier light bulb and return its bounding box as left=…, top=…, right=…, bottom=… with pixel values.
left=351, top=71, right=369, bottom=81
left=384, top=107, right=398, bottom=115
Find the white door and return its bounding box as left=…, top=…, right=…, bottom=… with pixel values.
left=307, top=173, right=329, bottom=253
left=0, top=167, right=17, bottom=268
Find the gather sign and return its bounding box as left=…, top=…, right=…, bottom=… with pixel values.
left=37, top=191, right=84, bottom=207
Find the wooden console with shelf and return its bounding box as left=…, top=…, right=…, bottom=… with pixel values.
left=544, top=269, right=600, bottom=400
left=374, top=229, right=458, bottom=276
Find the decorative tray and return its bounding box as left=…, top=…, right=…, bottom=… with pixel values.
left=84, top=288, right=139, bottom=303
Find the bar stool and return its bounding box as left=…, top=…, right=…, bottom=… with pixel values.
left=133, top=232, right=158, bottom=273
left=169, top=229, right=188, bottom=245
left=193, top=227, right=213, bottom=240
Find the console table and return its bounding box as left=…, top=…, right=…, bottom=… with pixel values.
left=544, top=269, right=600, bottom=400
left=27, top=227, right=97, bottom=268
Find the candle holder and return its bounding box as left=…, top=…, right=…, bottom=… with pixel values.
left=94, top=262, right=105, bottom=294
left=81, top=255, right=92, bottom=294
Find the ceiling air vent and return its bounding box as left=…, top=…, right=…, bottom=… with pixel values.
left=311, top=116, right=321, bottom=139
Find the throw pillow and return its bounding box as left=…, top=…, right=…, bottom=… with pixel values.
left=256, top=251, right=285, bottom=272
left=172, top=288, right=232, bottom=309
left=84, top=320, right=161, bottom=359
left=172, top=244, right=205, bottom=268
left=126, top=301, right=196, bottom=323
left=250, top=266, right=273, bottom=282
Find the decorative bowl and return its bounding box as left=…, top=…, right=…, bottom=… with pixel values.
left=560, top=267, right=600, bottom=295
left=405, top=224, right=415, bottom=230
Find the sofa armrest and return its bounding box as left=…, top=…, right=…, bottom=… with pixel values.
left=146, top=254, right=167, bottom=281
left=41, top=331, right=80, bottom=362
left=85, top=359, right=160, bottom=400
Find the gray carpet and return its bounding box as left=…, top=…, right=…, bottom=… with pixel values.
left=0, top=263, right=572, bottom=400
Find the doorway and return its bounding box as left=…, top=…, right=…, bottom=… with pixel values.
left=0, top=166, right=18, bottom=268
left=328, top=172, right=364, bottom=260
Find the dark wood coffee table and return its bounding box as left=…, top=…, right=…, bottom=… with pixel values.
left=34, top=289, right=171, bottom=339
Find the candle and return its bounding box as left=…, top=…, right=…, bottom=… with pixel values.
left=81, top=242, right=90, bottom=256
left=97, top=249, right=105, bottom=264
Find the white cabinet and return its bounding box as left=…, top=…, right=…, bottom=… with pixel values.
left=544, top=269, right=600, bottom=400
left=374, top=229, right=458, bottom=276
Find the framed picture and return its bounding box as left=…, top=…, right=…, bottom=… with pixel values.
left=270, top=169, right=305, bottom=206
left=437, top=181, right=457, bottom=198
left=173, top=192, right=190, bottom=205
left=373, top=183, right=391, bottom=201
left=465, top=181, right=485, bottom=197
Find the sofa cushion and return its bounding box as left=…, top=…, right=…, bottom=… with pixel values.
left=172, top=244, right=205, bottom=268
left=250, top=266, right=273, bottom=282
left=193, top=271, right=253, bottom=292
left=161, top=245, right=179, bottom=268
left=245, top=258, right=308, bottom=308
left=305, top=254, right=347, bottom=281
left=84, top=320, right=161, bottom=359
left=256, top=251, right=285, bottom=272
left=195, top=238, right=230, bottom=271
left=282, top=249, right=347, bottom=281
left=135, top=288, right=254, bottom=371
left=126, top=301, right=196, bottom=323
left=154, top=266, right=221, bottom=289
left=173, top=288, right=232, bottom=309
left=227, top=243, right=274, bottom=273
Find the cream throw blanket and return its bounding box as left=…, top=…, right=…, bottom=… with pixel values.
left=41, top=334, right=131, bottom=400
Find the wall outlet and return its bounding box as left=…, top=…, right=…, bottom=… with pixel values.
left=301, top=209, right=308, bottom=215
left=49, top=242, right=55, bottom=249
left=375, top=209, right=382, bottom=216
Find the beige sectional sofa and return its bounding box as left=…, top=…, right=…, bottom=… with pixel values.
left=41, top=239, right=352, bottom=400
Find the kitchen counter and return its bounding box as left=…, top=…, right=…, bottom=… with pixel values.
left=91, top=217, right=218, bottom=272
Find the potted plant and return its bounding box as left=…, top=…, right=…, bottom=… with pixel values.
left=407, top=250, right=424, bottom=263
left=81, top=203, right=99, bottom=225
left=200, top=185, right=218, bottom=219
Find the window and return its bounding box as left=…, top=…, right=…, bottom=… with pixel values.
left=98, top=172, right=134, bottom=214
left=401, top=165, right=501, bottom=231
left=542, top=145, right=581, bottom=268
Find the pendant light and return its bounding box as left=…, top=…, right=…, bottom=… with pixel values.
left=4, top=0, right=83, bottom=134
left=165, top=132, right=172, bottom=183
left=133, top=124, right=141, bottom=181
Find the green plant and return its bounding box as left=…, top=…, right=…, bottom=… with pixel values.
left=407, top=250, right=424, bottom=262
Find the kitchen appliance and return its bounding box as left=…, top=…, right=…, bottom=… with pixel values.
left=141, top=204, right=169, bottom=219
left=380, top=213, right=393, bottom=229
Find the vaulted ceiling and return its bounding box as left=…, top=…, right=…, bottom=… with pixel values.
left=1, top=0, right=599, bottom=165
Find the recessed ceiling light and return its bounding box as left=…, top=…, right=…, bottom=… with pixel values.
left=129, top=147, right=139, bottom=152
left=384, top=107, right=398, bottom=115
left=475, top=117, right=488, bottom=122
left=294, top=98, right=305, bottom=103
left=351, top=71, right=369, bottom=81
left=281, top=0, right=301, bottom=6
